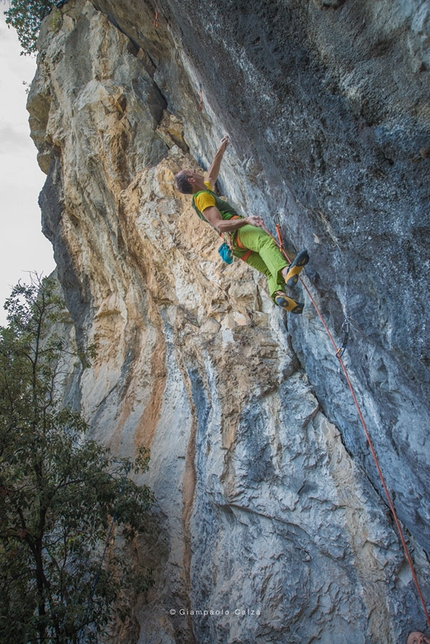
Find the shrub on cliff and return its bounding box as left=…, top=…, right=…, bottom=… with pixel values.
left=3, top=0, right=57, bottom=54
left=0, top=277, right=152, bottom=643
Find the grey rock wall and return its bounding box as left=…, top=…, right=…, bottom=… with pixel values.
left=27, top=1, right=430, bottom=642
left=90, top=0, right=430, bottom=551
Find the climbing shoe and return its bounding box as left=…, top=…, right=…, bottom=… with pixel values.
left=284, top=249, right=309, bottom=288
left=275, top=292, right=304, bottom=314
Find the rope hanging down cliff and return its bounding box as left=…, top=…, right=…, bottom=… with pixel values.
left=262, top=223, right=430, bottom=631
left=174, top=135, right=429, bottom=629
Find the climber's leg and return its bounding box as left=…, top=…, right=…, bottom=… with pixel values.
left=240, top=250, right=282, bottom=298
left=240, top=250, right=304, bottom=312
left=236, top=225, right=288, bottom=290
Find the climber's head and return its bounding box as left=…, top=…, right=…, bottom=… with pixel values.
left=174, top=169, right=205, bottom=194
left=407, top=632, right=430, bottom=644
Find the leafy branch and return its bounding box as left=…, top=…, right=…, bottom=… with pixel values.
left=3, top=0, right=58, bottom=55
left=0, top=276, right=153, bottom=643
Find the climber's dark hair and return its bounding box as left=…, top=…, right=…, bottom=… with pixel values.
left=174, top=170, right=193, bottom=194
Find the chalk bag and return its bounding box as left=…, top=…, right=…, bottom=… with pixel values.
left=218, top=242, right=233, bottom=264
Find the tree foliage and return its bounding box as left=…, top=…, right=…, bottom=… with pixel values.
left=0, top=277, right=153, bottom=643
left=3, top=0, right=57, bottom=54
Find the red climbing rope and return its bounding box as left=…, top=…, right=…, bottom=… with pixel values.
left=275, top=223, right=284, bottom=255
left=263, top=223, right=430, bottom=628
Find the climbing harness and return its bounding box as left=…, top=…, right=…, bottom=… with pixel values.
left=218, top=228, right=252, bottom=265
left=264, top=222, right=430, bottom=629
left=233, top=220, right=253, bottom=262
left=192, top=192, right=252, bottom=264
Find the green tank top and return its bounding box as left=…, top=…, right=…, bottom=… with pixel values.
left=192, top=188, right=249, bottom=258
left=192, top=188, right=242, bottom=225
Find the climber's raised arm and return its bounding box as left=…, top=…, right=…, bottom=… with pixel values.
left=206, top=135, right=230, bottom=189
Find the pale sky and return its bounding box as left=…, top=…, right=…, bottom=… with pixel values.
left=0, top=11, right=55, bottom=326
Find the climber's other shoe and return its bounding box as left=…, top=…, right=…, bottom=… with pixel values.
left=275, top=292, right=304, bottom=314
left=284, top=249, right=309, bottom=288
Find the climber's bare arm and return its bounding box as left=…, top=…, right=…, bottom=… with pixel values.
left=206, top=135, right=230, bottom=189
left=203, top=206, right=264, bottom=233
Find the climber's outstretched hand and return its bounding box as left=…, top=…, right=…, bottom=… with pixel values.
left=245, top=215, right=265, bottom=228
left=218, top=135, right=230, bottom=152
left=208, top=135, right=231, bottom=186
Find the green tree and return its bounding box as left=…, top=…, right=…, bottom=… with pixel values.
left=3, top=0, right=57, bottom=54
left=0, top=277, right=152, bottom=643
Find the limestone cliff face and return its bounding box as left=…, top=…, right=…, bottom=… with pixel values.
left=27, top=1, right=430, bottom=642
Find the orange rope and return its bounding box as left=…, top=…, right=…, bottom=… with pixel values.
left=276, top=223, right=284, bottom=254
left=263, top=223, right=430, bottom=627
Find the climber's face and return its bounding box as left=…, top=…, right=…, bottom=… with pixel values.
left=183, top=170, right=205, bottom=191
left=407, top=632, right=430, bottom=644
left=174, top=169, right=205, bottom=194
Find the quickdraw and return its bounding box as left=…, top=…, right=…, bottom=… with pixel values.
left=336, top=318, right=350, bottom=358
left=154, top=10, right=159, bottom=28
left=199, top=83, right=204, bottom=111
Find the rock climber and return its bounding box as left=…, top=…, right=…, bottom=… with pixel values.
left=174, top=135, right=309, bottom=314
left=407, top=632, right=430, bottom=644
